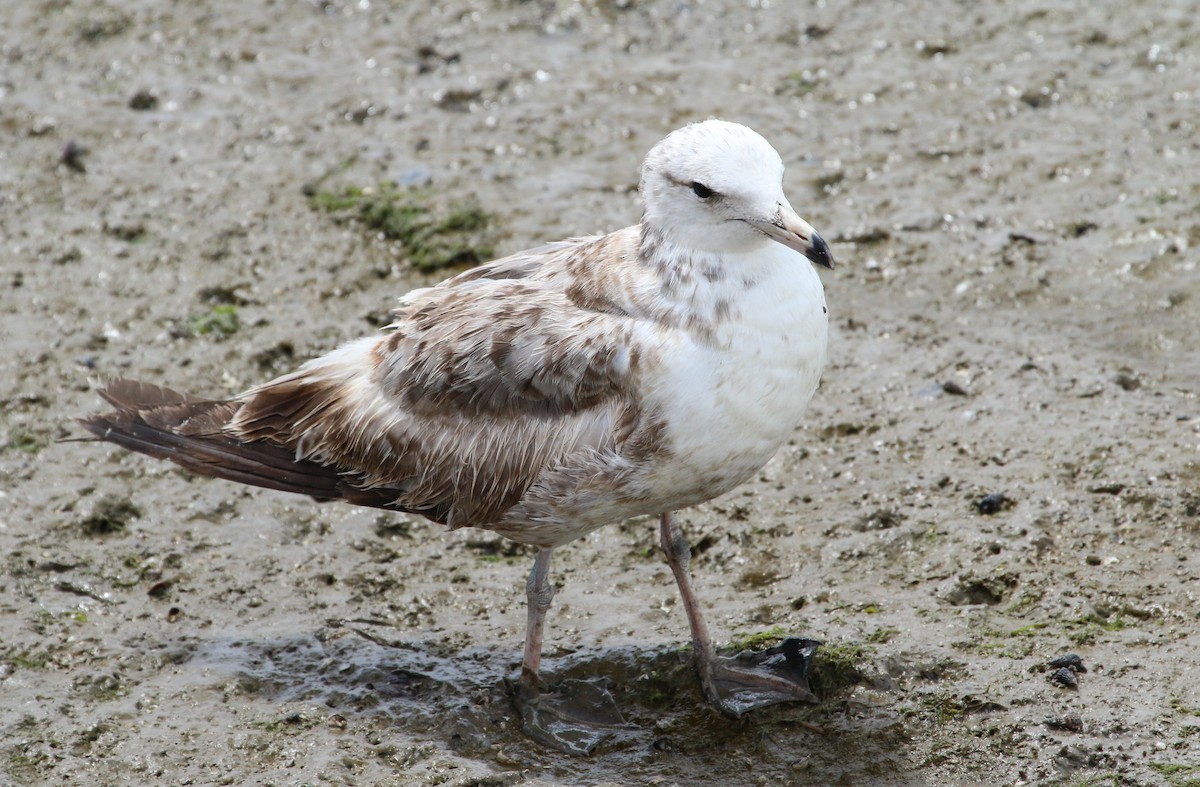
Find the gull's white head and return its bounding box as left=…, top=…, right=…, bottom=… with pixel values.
left=639, top=119, right=832, bottom=268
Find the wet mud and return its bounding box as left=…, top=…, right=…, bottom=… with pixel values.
left=2, top=1, right=1199, bottom=784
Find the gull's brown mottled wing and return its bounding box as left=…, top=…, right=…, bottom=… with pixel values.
left=81, top=233, right=655, bottom=529
left=225, top=245, right=650, bottom=528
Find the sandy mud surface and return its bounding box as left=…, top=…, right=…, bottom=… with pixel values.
left=2, top=1, right=1198, bottom=784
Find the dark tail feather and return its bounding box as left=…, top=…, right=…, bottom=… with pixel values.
left=79, top=378, right=401, bottom=511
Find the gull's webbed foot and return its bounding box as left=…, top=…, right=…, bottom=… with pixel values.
left=701, top=637, right=821, bottom=718
left=514, top=677, right=627, bottom=755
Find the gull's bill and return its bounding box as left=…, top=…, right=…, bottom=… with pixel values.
left=746, top=203, right=834, bottom=269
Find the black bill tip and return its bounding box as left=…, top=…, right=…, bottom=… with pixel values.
left=806, top=231, right=834, bottom=269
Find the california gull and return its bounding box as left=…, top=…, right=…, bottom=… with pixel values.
left=80, top=119, right=834, bottom=753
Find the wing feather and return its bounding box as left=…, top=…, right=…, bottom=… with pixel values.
left=231, top=259, right=650, bottom=528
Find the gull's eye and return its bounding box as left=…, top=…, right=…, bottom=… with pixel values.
left=690, top=181, right=714, bottom=199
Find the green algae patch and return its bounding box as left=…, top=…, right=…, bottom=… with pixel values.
left=308, top=181, right=494, bottom=273
left=189, top=303, right=240, bottom=337
left=808, top=642, right=872, bottom=697
left=865, top=626, right=899, bottom=644
left=4, top=426, right=43, bottom=455
left=1148, top=762, right=1200, bottom=787
left=728, top=625, right=789, bottom=652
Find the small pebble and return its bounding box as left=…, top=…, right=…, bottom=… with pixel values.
left=1047, top=653, right=1087, bottom=673
left=1113, top=372, right=1140, bottom=391
left=61, top=140, right=87, bottom=173
left=975, top=493, right=1009, bottom=515
left=147, top=580, right=173, bottom=598
left=129, top=89, right=159, bottom=111
left=1045, top=713, right=1083, bottom=732
left=1050, top=666, right=1078, bottom=690
left=942, top=380, right=969, bottom=396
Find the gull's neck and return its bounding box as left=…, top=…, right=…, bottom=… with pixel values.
left=634, top=223, right=784, bottom=344
left=638, top=223, right=773, bottom=290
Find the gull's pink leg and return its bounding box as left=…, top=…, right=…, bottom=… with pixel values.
left=514, top=547, right=625, bottom=754
left=520, top=548, right=555, bottom=693
left=659, top=512, right=820, bottom=717
left=659, top=512, right=722, bottom=700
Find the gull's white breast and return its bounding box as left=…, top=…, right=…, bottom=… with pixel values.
left=644, top=250, right=829, bottom=509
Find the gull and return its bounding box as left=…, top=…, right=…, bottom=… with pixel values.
left=80, top=119, right=834, bottom=753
